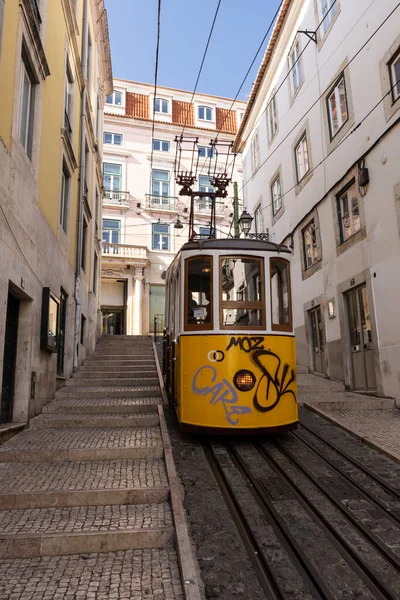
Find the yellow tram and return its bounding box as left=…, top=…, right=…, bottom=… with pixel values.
left=163, top=238, right=298, bottom=433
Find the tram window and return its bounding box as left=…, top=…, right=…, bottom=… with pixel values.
left=270, top=259, right=292, bottom=331
left=185, top=256, right=213, bottom=330
left=220, top=257, right=265, bottom=329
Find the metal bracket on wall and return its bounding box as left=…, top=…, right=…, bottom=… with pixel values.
left=298, top=30, right=317, bottom=44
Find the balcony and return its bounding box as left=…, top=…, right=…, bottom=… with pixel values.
left=146, top=194, right=178, bottom=212
left=103, top=191, right=131, bottom=209
left=194, top=199, right=213, bottom=214
left=29, top=0, right=42, bottom=31
left=102, top=243, right=148, bottom=260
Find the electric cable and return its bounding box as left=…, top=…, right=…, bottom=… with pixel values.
left=149, top=0, right=162, bottom=194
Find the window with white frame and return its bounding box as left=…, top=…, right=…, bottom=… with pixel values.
left=152, top=223, right=170, bottom=251
left=103, top=163, right=122, bottom=199
left=295, top=134, right=310, bottom=182
left=19, top=48, right=36, bottom=158
left=153, top=139, right=170, bottom=152
left=327, top=75, right=348, bottom=138
left=198, top=106, right=213, bottom=121
left=288, top=39, right=302, bottom=95
left=64, top=59, right=74, bottom=134
left=266, top=94, right=278, bottom=142
left=154, top=98, right=169, bottom=114
left=389, top=49, right=400, bottom=102
left=271, top=176, right=282, bottom=215
left=254, top=205, right=264, bottom=234
left=104, top=132, right=123, bottom=145
left=198, top=146, right=213, bottom=158
left=337, top=182, right=361, bottom=242
left=199, top=226, right=212, bottom=239
left=106, top=90, right=123, bottom=106
left=60, top=163, right=70, bottom=233
left=152, top=169, right=170, bottom=200
left=102, top=219, right=121, bottom=245
left=196, top=175, right=213, bottom=211
left=320, top=0, right=337, bottom=35
left=302, top=220, right=319, bottom=268
left=251, top=131, right=260, bottom=173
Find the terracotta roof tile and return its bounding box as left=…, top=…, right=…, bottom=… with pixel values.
left=125, top=92, right=149, bottom=119
left=216, top=108, right=237, bottom=134
left=172, top=100, right=194, bottom=127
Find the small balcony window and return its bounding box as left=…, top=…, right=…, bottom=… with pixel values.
left=152, top=223, right=170, bottom=251
left=104, top=132, right=123, bottom=145
left=155, top=98, right=169, bottom=114
left=198, top=106, right=213, bottom=121
left=295, top=134, right=310, bottom=182
left=389, top=49, right=400, bottom=102
left=153, top=139, right=170, bottom=152
left=327, top=75, right=348, bottom=139
left=106, top=91, right=123, bottom=106
left=337, top=182, right=361, bottom=242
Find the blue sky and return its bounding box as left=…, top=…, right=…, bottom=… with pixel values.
left=106, top=0, right=282, bottom=100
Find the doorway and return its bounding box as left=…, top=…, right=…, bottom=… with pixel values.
left=1, top=292, right=20, bottom=423
left=309, top=306, right=325, bottom=374
left=346, top=285, right=376, bottom=391
left=149, top=285, right=165, bottom=333
left=102, top=308, right=124, bottom=335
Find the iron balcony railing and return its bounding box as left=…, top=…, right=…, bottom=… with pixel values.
left=146, top=194, right=178, bottom=211
left=64, top=111, right=72, bottom=136
left=29, top=0, right=42, bottom=30
left=102, top=243, right=147, bottom=259
left=103, top=190, right=131, bottom=208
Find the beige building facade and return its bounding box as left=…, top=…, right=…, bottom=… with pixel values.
left=235, top=0, right=400, bottom=400
left=0, top=0, right=112, bottom=424
left=101, top=79, right=246, bottom=335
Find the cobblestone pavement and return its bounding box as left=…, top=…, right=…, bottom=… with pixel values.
left=0, top=503, right=173, bottom=535
left=0, top=336, right=186, bottom=599
left=0, top=549, right=183, bottom=600
left=298, top=372, right=400, bottom=461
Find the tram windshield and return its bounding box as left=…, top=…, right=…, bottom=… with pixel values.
left=220, top=257, right=265, bottom=329
left=185, top=256, right=213, bottom=329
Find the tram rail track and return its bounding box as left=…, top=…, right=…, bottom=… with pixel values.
left=203, top=429, right=400, bottom=600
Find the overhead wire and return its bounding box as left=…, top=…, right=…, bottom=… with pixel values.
left=238, top=0, right=400, bottom=197
left=148, top=0, right=162, bottom=194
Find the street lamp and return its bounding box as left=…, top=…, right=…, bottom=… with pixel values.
left=238, top=210, right=253, bottom=235
left=174, top=218, right=184, bottom=229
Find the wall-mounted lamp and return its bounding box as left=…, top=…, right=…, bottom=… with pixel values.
left=328, top=299, right=336, bottom=318
left=174, top=218, right=184, bottom=229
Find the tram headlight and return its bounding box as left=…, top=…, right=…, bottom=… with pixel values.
left=233, top=370, right=256, bottom=392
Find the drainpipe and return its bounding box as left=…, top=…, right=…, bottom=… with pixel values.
left=74, top=0, right=88, bottom=370
left=233, top=182, right=240, bottom=238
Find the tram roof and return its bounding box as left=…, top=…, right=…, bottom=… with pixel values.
left=179, top=238, right=291, bottom=254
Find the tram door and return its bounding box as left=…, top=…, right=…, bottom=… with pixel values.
left=346, top=286, right=376, bottom=391
left=309, top=306, right=325, bottom=374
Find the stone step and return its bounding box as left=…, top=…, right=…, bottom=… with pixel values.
left=30, top=412, right=160, bottom=429
left=78, top=366, right=157, bottom=375
left=0, top=503, right=174, bottom=558
left=0, top=427, right=164, bottom=462
left=0, top=459, right=169, bottom=509
left=94, top=351, right=155, bottom=356
left=56, top=386, right=162, bottom=399
left=84, top=356, right=155, bottom=363
left=43, top=397, right=161, bottom=414
left=66, top=376, right=159, bottom=387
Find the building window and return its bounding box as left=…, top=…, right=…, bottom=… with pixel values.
left=198, top=106, right=213, bottom=121
left=152, top=169, right=169, bottom=198
left=254, top=204, right=264, bottom=234
left=295, top=134, right=310, bottom=182
left=337, top=182, right=361, bottom=242
left=104, top=132, right=123, bottom=145
left=320, top=0, right=337, bottom=35
left=251, top=131, right=260, bottom=173
left=80, top=314, right=86, bottom=345
left=154, top=98, right=169, bottom=113
left=106, top=91, right=123, bottom=106
left=102, top=219, right=121, bottom=245
left=327, top=75, right=348, bottom=139
left=238, top=111, right=244, bottom=122
left=103, top=163, right=122, bottom=193
left=302, top=221, right=319, bottom=268
left=19, top=48, right=36, bottom=158
left=81, top=218, right=88, bottom=272
left=266, top=95, right=278, bottom=142
left=198, top=146, right=213, bottom=158
left=64, top=60, right=74, bottom=135
left=271, top=176, right=282, bottom=215
left=93, top=253, right=98, bottom=295
left=153, top=139, right=170, bottom=152
left=199, top=175, right=213, bottom=193
left=389, top=49, right=400, bottom=102
left=288, top=39, right=302, bottom=95
left=60, top=163, right=70, bottom=233
left=152, top=223, right=170, bottom=251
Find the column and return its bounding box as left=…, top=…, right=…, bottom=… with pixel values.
left=133, top=267, right=143, bottom=335
left=126, top=273, right=134, bottom=335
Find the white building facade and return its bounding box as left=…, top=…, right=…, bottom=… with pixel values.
left=102, top=79, right=246, bottom=335
left=235, top=0, right=400, bottom=399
